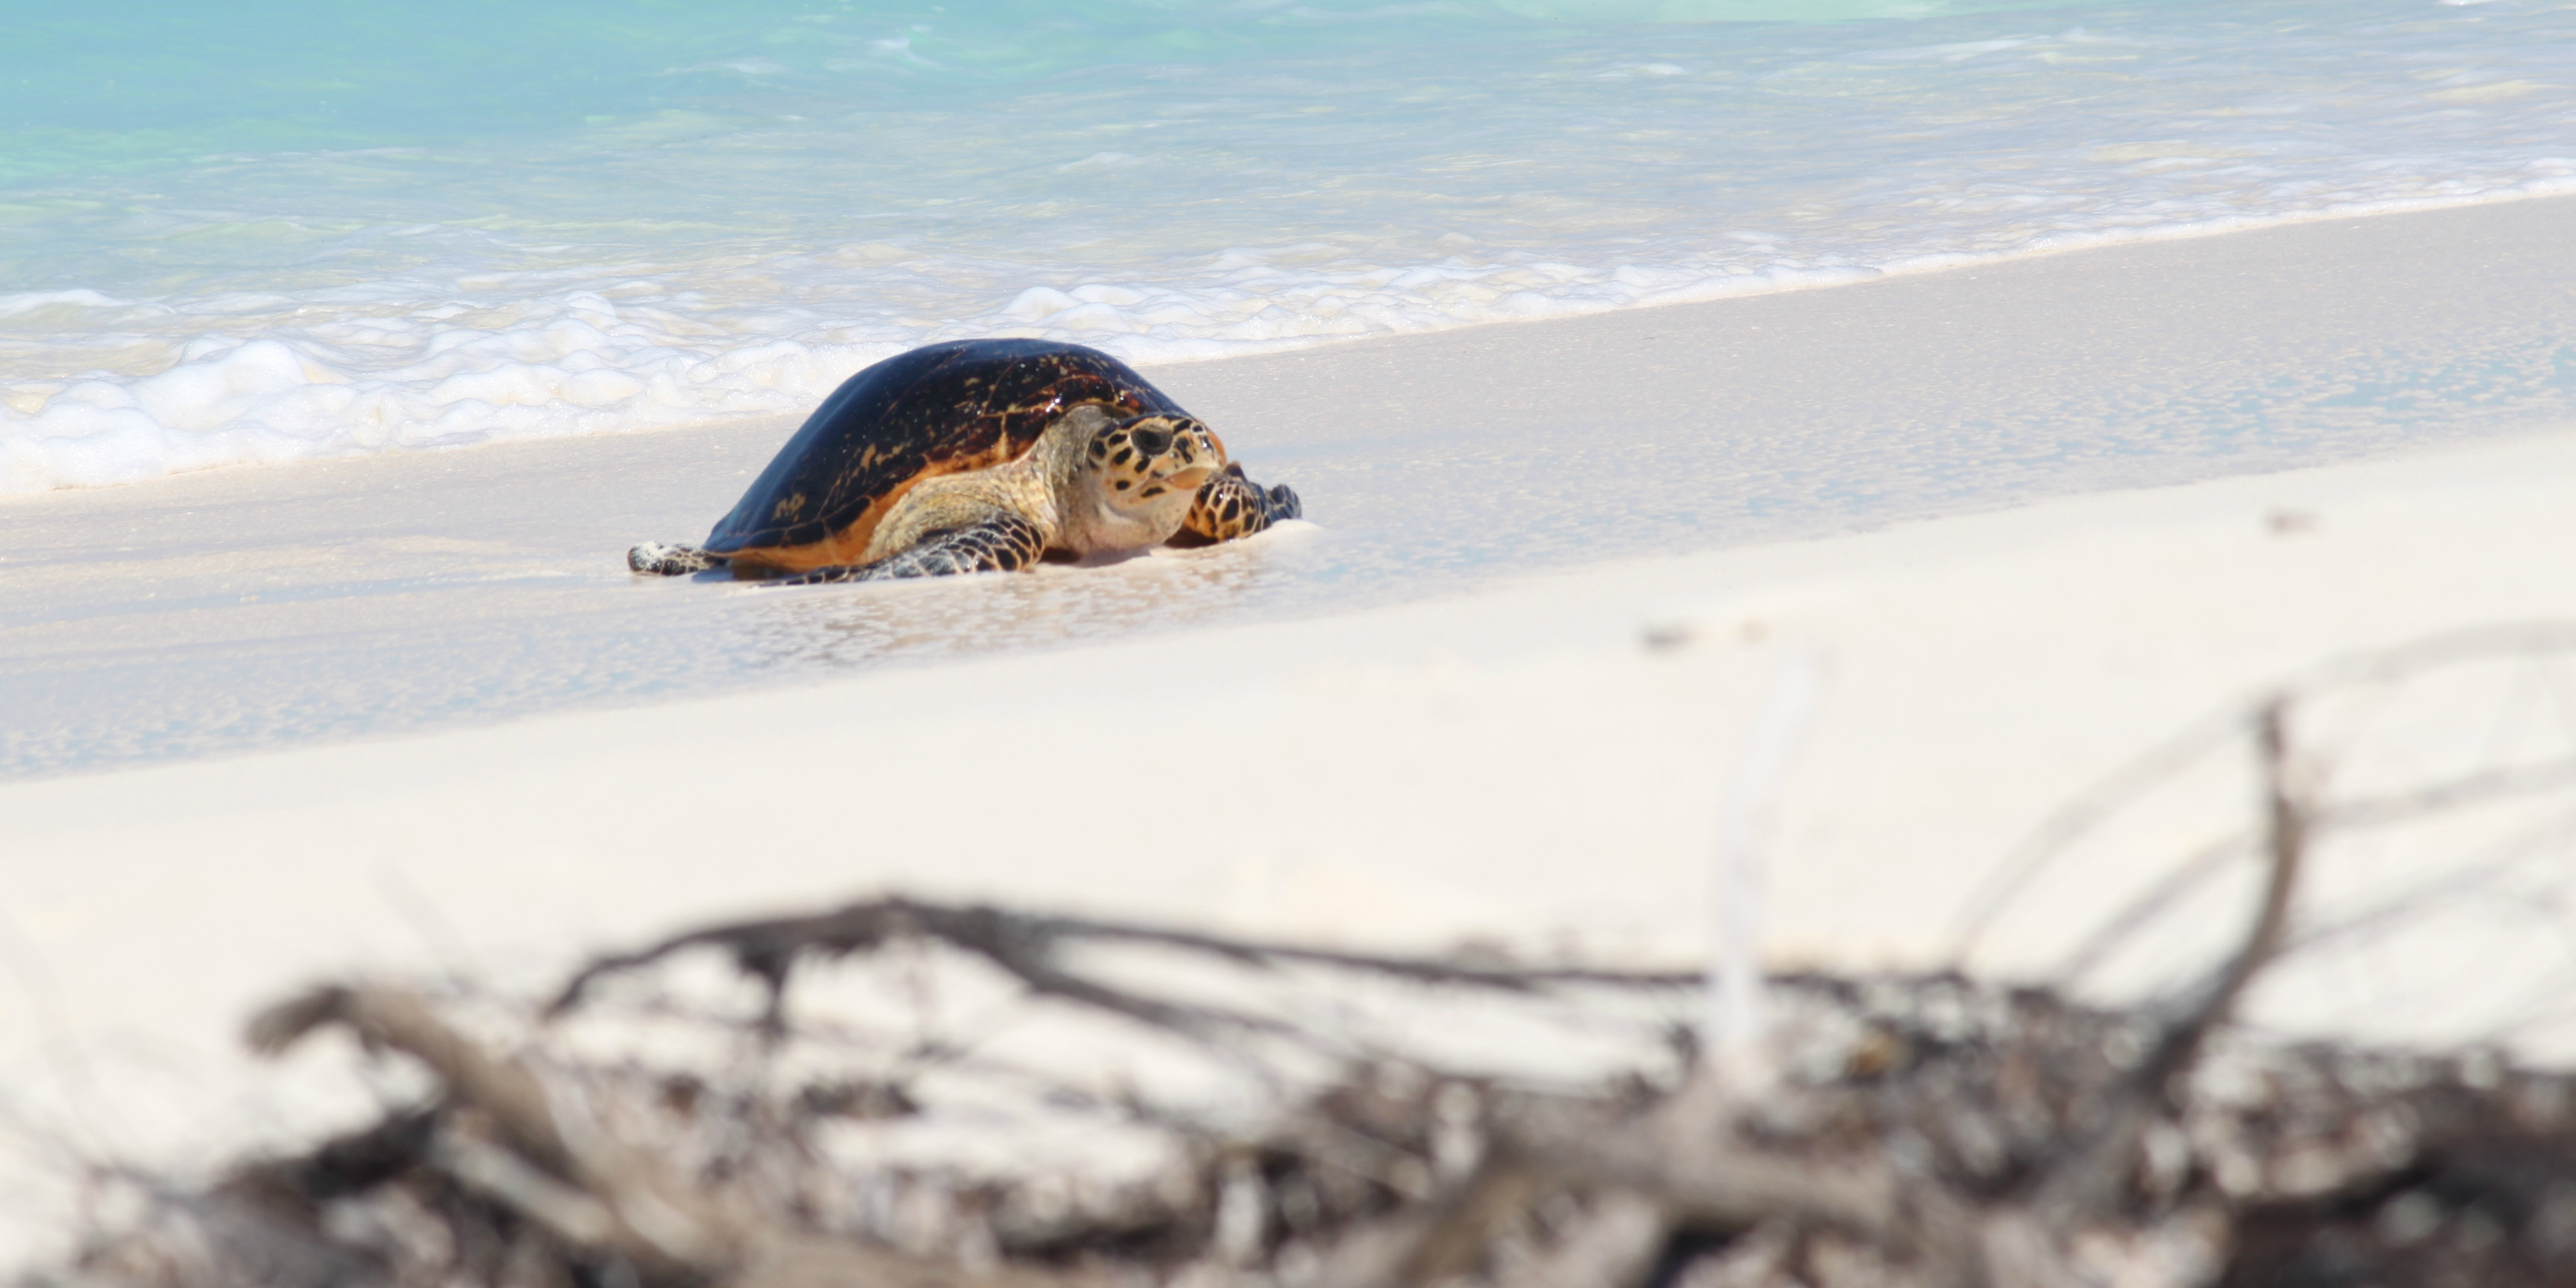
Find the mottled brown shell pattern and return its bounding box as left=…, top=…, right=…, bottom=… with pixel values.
left=702, top=339, right=1190, bottom=560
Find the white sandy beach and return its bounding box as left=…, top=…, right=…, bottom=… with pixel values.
left=4, top=197, right=2576, bottom=1258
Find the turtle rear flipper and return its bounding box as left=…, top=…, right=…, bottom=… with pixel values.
left=769, top=515, right=1047, bottom=585
left=629, top=542, right=728, bottom=576
left=1180, top=463, right=1301, bottom=543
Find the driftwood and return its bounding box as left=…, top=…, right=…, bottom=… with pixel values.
left=41, top=917, right=2576, bottom=1288
left=34, top=625, right=2576, bottom=1288
left=50, top=892, right=2576, bottom=1288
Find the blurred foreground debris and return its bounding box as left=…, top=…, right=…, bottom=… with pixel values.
left=33, top=624, right=2576, bottom=1288
left=37, top=898, right=2576, bottom=1288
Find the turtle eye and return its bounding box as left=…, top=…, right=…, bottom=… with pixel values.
left=1128, top=426, right=1171, bottom=458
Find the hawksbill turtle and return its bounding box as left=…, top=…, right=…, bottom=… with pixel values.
left=628, top=339, right=1301, bottom=585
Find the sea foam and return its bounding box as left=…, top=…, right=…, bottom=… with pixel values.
left=2, top=0, right=2571, bottom=494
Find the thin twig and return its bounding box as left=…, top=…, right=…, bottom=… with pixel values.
left=246, top=983, right=1093, bottom=1288
left=1952, top=621, right=2576, bottom=967
left=2036, top=697, right=2310, bottom=1222
left=549, top=896, right=1699, bottom=1042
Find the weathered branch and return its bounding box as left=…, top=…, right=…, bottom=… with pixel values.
left=249, top=986, right=581, bottom=1182
left=2035, top=697, right=2311, bottom=1223
left=246, top=983, right=1093, bottom=1288
left=548, top=895, right=1698, bottom=1039
left=1504, top=1100, right=1903, bottom=1242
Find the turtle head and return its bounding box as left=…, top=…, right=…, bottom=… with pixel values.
left=1082, top=413, right=1220, bottom=518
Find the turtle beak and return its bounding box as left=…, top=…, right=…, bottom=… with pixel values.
left=1163, top=463, right=1216, bottom=491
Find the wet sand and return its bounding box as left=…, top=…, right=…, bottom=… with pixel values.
left=4, top=195, right=2569, bottom=780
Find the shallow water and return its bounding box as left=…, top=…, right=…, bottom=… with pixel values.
left=3, top=0, right=2571, bottom=492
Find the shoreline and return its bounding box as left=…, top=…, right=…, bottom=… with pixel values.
left=14, top=180, right=2576, bottom=504
left=5, top=194, right=2571, bottom=784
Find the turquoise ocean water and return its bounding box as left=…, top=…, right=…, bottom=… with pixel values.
left=3, top=0, right=2571, bottom=494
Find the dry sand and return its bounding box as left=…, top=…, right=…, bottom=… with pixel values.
left=2, top=196, right=2574, bottom=1257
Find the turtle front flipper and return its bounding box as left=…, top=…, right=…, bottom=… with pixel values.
left=629, top=542, right=728, bottom=576
left=770, top=514, right=1047, bottom=585
left=1181, top=463, right=1301, bottom=543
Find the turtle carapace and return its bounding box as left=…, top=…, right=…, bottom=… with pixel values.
left=627, top=339, right=1301, bottom=585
